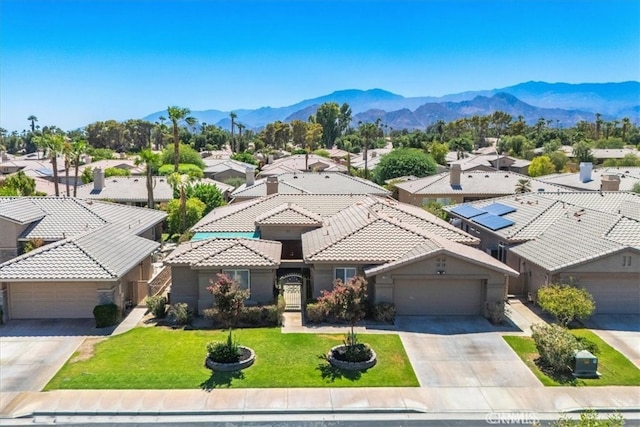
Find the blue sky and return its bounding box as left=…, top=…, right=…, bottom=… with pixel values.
left=1, top=0, right=638, bottom=132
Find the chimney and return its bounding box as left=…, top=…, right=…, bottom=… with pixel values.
left=268, top=154, right=274, bottom=164
left=245, top=167, right=255, bottom=186
left=450, top=163, right=461, bottom=186
left=579, top=162, right=592, bottom=183
left=600, top=174, right=620, bottom=191
left=93, top=167, right=105, bottom=191
left=266, top=176, right=278, bottom=195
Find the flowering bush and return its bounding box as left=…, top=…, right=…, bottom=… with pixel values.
left=207, top=273, right=249, bottom=329
left=319, top=276, right=368, bottom=351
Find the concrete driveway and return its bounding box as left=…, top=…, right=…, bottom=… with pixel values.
left=585, top=315, right=640, bottom=369
left=395, top=316, right=541, bottom=388
left=0, top=319, right=107, bottom=392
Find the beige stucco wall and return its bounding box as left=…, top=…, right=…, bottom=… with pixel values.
left=259, top=225, right=317, bottom=241
left=309, top=264, right=369, bottom=297
left=169, top=266, right=277, bottom=314
left=0, top=219, right=28, bottom=263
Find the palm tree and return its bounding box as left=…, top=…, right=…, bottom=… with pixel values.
left=515, top=178, right=531, bottom=194
left=621, top=117, right=631, bottom=143
left=34, top=132, right=64, bottom=196
left=168, top=172, right=194, bottom=234
left=167, top=106, right=195, bottom=173
left=229, top=112, right=237, bottom=152
left=27, top=115, right=38, bottom=133
left=135, top=149, right=161, bottom=209
left=70, top=139, right=87, bottom=197
left=62, top=139, right=72, bottom=196
left=236, top=123, right=245, bottom=152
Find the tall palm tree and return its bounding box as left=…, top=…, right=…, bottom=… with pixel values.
left=135, top=149, right=161, bottom=209
left=621, top=117, right=631, bottom=143
left=34, top=132, right=64, bottom=196
left=27, top=115, right=38, bottom=133
left=236, top=123, right=245, bottom=152
left=167, top=106, right=194, bottom=173
left=229, top=112, right=237, bottom=152
left=70, top=139, right=87, bottom=197
left=62, top=139, right=72, bottom=196
left=515, top=178, right=531, bottom=194
left=168, top=172, right=194, bottom=234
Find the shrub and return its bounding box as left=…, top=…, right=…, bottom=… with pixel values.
left=238, top=306, right=264, bottom=326
left=204, top=304, right=281, bottom=328
left=486, top=300, right=509, bottom=325
left=207, top=274, right=249, bottom=330
left=146, top=295, right=167, bottom=318
left=531, top=323, right=579, bottom=372
left=93, top=303, right=118, bottom=328
left=538, top=284, right=595, bottom=327
left=575, top=336, right=599, bottom=355
left=207, top=334, right=241, bottom=363
left=305, top=303, right=326, bottom=323
left=331, top=333, right=373, bottom=363
left=277, top=295, right=286, bottom=326
left=372, top=302, right=396, bottom=323
left=170, top=302, right=193, bottom=326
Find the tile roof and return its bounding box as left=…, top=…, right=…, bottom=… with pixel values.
left=231, top=172, right=390, bottom=199
left=301, top=202, right=478, bottom=263
left=202, top=158, right=255, bottom=174
left=192, top=194, right=373, bottom=233
left=394, top=170, right=572, bottom=195
left=254, top=203, right=323, bottom=226
left=509, top=208, right=634, bottom=272
left=0, top=225, right=160, bottom=280
left=0, top=198, right=46, bottom=224
left=75, top=176, right=174, bottom=202
left=0, top=197, right=166, bottom=240
left=259, top=155, right=346, bottom=175
left=164, top=238, right=281, bottom=268
left=537, top=167, right=640, bottom=191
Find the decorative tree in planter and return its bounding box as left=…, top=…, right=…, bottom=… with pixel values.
left=205, top=273, right=255, bottom=371
left=319, top=276, right=376, bottom=370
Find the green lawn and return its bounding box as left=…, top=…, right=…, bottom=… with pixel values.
left=504, top=329, right=640, bottom=386
left=46, top=327, right=418, bottom=390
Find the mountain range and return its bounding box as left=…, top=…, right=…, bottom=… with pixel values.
left=143, top=81, right=640, bottom=131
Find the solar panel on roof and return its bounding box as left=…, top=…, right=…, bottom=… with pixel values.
left=449, top=204, right=485, bottom=219
left=482, top=202, right=516, bottom=216
left=472, top=212, right=515, bottom=230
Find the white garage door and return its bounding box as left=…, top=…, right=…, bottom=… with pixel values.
left=394, top=279, right=482, bottom=315
left=9, top=282, right=98, bottom=319
left=580, top=279, right=640, bottom=314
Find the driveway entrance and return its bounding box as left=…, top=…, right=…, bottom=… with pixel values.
left=395, top=316, right=541, bottom=388
left=0, top=319, right=105, bottom=392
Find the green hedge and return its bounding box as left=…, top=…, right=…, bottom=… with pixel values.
left=93, top=303, right=118, bottom=328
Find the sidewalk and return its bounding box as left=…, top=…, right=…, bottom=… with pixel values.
left=1, top=386, right=639, bottom=423
left=505, top=297, right=550, bottom=336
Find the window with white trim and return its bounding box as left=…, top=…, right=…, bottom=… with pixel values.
left=622, top=255, right=632, bottom=267
left=222, top=269, right=251, bottom=293
left=335, top=267, right=356, bottom=283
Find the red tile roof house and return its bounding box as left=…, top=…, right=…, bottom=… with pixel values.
left=444, top=191, right=640, bottom=314
left=0, top=197, right=166, bottom=320
left=164, top=193, right=518, bottom=319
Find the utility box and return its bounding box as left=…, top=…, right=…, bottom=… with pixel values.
left=572, top=350, right=599, bottom=378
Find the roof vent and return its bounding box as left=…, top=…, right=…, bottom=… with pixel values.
left=325, top=175, right=330, bottom=179
left=505, top=175, right=509, bottom=178
left=468, top=175, right=472, bottom=178
left=485, top=175, right=489, bottom=178
left=293, top=175, right=298, bottom=179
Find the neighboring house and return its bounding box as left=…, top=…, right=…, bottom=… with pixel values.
left=444, top=191, right=640, bottom=314
left=230, top=172, right=391, bottom=203
left=349, top=148, right=392, bottom=172
left=537, top=163, right=640, bottom=192
left=74, top=168, right=174, bottom=206
left=202, top=158, right=256, bottom=182
left=165, top=194, right=517, bottom=317
left=445, top=152, right=531, bottom=175
left=0, top=152, right=25, bottom=176
left=258, top=154, right=347, bottom=177
left=0, top=197, right=167, bottom=319
left=395, top=165, right=573, bottom=207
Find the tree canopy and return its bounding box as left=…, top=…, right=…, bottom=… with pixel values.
left=373, top=148, right=437, bottom=184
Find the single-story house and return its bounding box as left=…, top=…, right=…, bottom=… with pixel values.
left=444, top=191, right=640, bottom=314
left=230, top=172, right=390, bottom=203
left=165, top=194, right=517, bottom=317
left=0, top=197, right=167, bottom=320
left=395, top=165, right=573, bottom=207
left=258, top=154, right=347, bottom=177
left=536, top=163, right=640, bottom=192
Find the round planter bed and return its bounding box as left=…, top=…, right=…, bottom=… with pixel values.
left=327, top=344, right=377, bottom=371
left=205, top=346, right=255, bottom=372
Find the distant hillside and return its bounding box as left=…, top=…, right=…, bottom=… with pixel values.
left=142, top=81, right=639, bottom=131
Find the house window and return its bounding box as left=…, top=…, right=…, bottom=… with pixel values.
left=622, top=255, right=632, bottom=267
left=436, top=256, right=446, bottom=268
left=222, top=269, right=251, bottom=293
left=335, top=267, right=356, bottom=283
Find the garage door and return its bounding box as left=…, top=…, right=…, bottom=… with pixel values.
left=580, top=279, right=640, bottom=314
left=394, top=279, right=482, bottom=315
left=9, top=282, right=98, bottom=319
